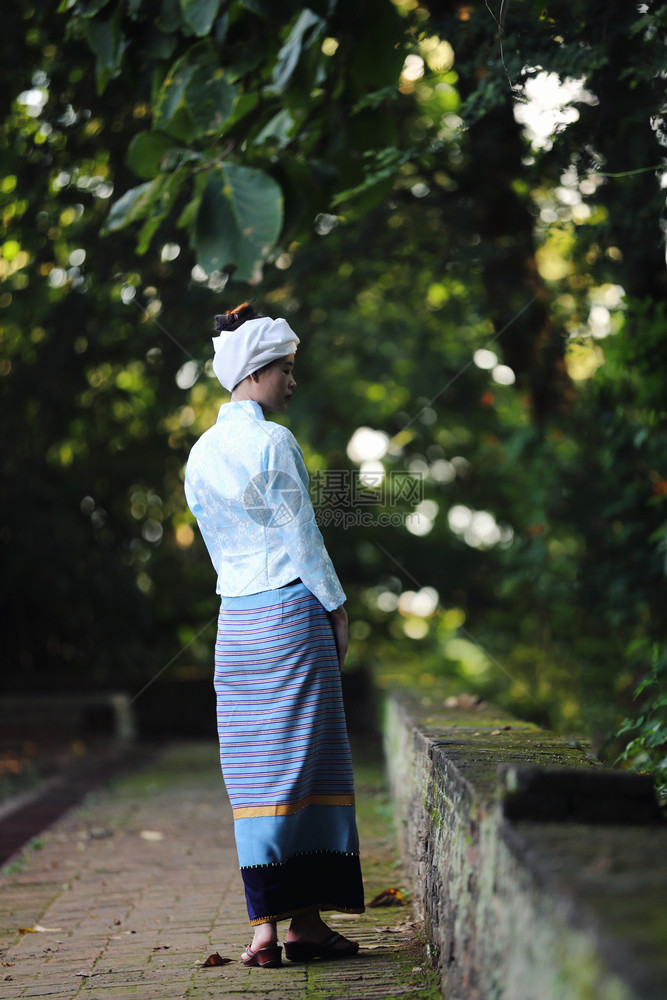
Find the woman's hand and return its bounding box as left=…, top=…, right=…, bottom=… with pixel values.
left=327, top=605, right=348, bottom=672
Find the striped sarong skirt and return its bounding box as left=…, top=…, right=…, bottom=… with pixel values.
left=214, top=580, right=365, bottom=925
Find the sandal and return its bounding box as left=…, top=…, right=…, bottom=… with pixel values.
left=241, top=943, right=282, bottom=968
left=284, top=931, right=359, bottom=963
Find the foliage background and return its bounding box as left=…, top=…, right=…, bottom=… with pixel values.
left=1, top=0, right=666, bottom=793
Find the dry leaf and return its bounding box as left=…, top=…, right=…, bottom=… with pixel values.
left=202, top=952, right=232, bottom=967
left=368, top=888, right=406, bottom=908
left=139, top=830, right=164, bottom=842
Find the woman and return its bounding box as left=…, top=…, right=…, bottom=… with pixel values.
left=184, top=303, right=364, bottom=968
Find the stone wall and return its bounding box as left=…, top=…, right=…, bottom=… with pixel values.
left=383, top=690, right=667, bottom=1000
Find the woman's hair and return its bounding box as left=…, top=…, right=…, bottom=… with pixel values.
left=214, top=302, right=261, bottom=333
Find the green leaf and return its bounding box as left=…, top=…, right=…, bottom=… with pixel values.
left=254, top=108, right=296, bottom=147
left=185, top=65, right=237, bottom=134
left=84, top=3, right=124, bottom=93
left=143, top=28, right=178, bottom=61
left=177, top=196, right=200, bottom=230
left=101, top=182, right=154, bottom=234
left=154, top=53, right=200, bottom=141
left=211, top=92, right=259, bottom=134
left=272, top=8, right=325, bottom=92
left=238, top=0, right=303, bottom=21
left=126, top=132, right=177, bottom=180
left=76, top=0, right=113, bottom=17
left=136, top=169, right=189, bottom=254
left=193, top=164, right=283, bottom=281
left=154, top=44, right=236, bottom=140
left=157, top=0, right=185, bottom=32
left=222, top=43, right=265, bottom=81
left=103, top=170, right=189, bottom=250
left=179, top=0, right=221, bottom=37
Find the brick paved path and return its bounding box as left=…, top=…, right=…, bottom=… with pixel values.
left=0, top=742, right=440, bottom=1000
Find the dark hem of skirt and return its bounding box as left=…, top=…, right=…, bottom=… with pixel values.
left=249, top=904, right=366, bottom=926
left=241, top=850, right=364, bottom=924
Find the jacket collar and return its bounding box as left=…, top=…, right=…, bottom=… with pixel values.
left=217, top=398, right=265, bottom=423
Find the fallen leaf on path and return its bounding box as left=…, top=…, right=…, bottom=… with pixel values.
left=17, top=925, right=60, bottom=934
left=201, top=952, right=232, bottom=967
left=368, top=888, right=406, bottom=907
left=139, top=830, right=164, bottom=841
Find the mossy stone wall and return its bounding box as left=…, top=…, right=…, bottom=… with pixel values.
left=383, top=690, right=667, bottom=1000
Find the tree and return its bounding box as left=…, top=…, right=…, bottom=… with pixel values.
left=2, top=0, right=666, bottom=792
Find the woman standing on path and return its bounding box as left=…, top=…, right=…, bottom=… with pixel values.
left=184, top=303, right=364, bottom=968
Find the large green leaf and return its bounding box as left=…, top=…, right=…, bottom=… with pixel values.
left=101, top=182, right=153, bottom=234
left=238, top=0, right=304, bottom=21
left=76, top=0, right=113, bottom=17
left=157, top=0, right=185, bottom=32
left=193, top=164, right=283, bottom=281
left=126, top=131, right=177, bottom=180
left=143, top=27, right=178, bottom=60
left=85, top=2, right=123, bottom=93
left=272, top=8, right=325, bottom=92
left=185, top=65, right=237, bottom=134
left=179, top=0, right=221, bottom=37
left=154, top=51, right=200, bottom=140
left=136, top=169, right=189, bottom=254
left=102, top=170, right=189, bottom=250
left=254, top=108, right=296, bottom=148
left=155, top=44, right=237, bottom=140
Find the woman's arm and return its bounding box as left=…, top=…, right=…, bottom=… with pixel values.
left=327, top=604, right=348, bottom=672
left=265, top=428, right=347, bottom=611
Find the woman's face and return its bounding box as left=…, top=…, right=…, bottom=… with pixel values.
left=254, top=354, right=297, bottom=413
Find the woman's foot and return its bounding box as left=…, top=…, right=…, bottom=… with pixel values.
left=241, top=942, right=282, bottom=968
left=241, top=921, right=278, bottom=965
left=285, top=909, right=358, bottom=959
left=284, top=931, right=358, bottom=962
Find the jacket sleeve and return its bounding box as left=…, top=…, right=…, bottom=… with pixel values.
left=264, top=427, right=346, bottom=611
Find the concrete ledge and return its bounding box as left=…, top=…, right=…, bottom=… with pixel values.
left=383, top=689, right=667, bottom=1000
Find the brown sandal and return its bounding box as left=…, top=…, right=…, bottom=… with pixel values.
left=284, top=932, right=359, bottom=962
left=241, top=943, right=282, bottom=968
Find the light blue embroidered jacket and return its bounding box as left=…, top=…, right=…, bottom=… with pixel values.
left=184, top=399, right=346, bottom=611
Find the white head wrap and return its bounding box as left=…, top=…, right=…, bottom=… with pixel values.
left=211, top=316, right=300, bottom=392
